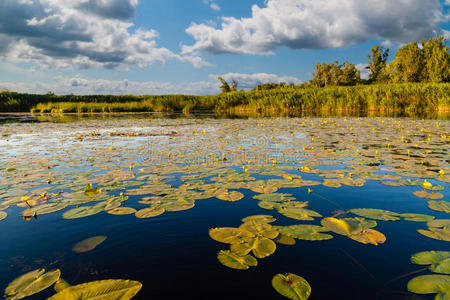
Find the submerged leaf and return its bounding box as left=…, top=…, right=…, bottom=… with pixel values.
left=272, top=273, right=311, bottom=300
left=54, top=279, right=71, bottom=293
left=48, top=279, right=142, bottom=300
left=0, top=211, right=7, bottom=221
left=217, top=250, right=257, bottom=270
left=62, top=206, right=103, bottom=219
left=5, top=269, right=61, bottom=300
left=72, top=236, right=107, bottom=253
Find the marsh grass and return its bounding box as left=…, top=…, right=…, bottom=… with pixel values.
left=1, top=83, right=449, bottom=114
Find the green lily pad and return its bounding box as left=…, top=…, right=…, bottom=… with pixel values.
left=62, top=206, right=104, bottom=219
left=278, top=225, right=333, bottom=241
left=349, top=208, right=401, bottom=221
left=230, top=236, right=277, bottom=258
left=411, top=251, right=450, bottom=274
left=428, top=201, right=450, bottom=213
left=135, top=207, right=165, bottom=218
left=253, top=193, right=295, bottom=202
left=418, top=228, right=450, bottom=242
left=407, top=274, right=450, bottom=300
left=241, top=215, right=276, bottom=224
left=106, top=207, right=136, bottom=215
left=209, top=227, right=255, bottom=244
left=278, top=208, right=322, bottom=221
left=72, top=236, right=107, bottom=253
left=400, top=213, right=435, bottom=222
left=217, top=250, right=257, bottom=270
left=21, top=203, right=67, bottom=218
left=5, top=269, right=61, bottom=300
left=272, top=273, right=311, bottom=300
left=48, top=279, right=142, bottom=300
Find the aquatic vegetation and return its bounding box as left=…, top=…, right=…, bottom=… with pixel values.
left=48, top=279, right=142, bottom=300
left=410, top=251, right=450, bottom=274
left=272, top=273, right=311, bottom=300
left=407, top=275, right=450, bottom=300
left=4, top=269, right=61, bottom=300
left=0, top=115, right=449, bottom=298
left=72, top=236, right=107, bottom=253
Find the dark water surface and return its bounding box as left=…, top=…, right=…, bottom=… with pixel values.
left=0, top=114, right=448, bottom=299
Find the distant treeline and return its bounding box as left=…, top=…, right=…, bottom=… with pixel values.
left=0, top=36, right=448, bottom=114
left=1, top=83, right=447, bottom=114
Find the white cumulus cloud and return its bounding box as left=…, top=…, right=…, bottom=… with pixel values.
left=0, top=0, right=207, bottom=69
left=209, top=73, right=302, bottom=88
left=183, top=0, right=448, bottom=55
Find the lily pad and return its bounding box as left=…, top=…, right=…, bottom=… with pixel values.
left=418, top=228, right=450, bottom=242
left=106, top=207, right=137, bottom=215
left=217, top=250, right=257, bottom=270
left=349, top=208, right=401, bottom=221
left=274, top=234, right=296, bottom=245
left=62, top=206, right=104, bottom=219
left=5, top=269, right=61, bottom=300
left=215, top=190, right=244, bottom=202
left=135, top=207, right=165, bottom=218
left=348, top=229, right=386, bottom=245
left=428, top=201, right=450, bottom=213
left=209, top=227, right=254, bottom=244
left=278, top=225, right=333, bottom=241
left=407, top=274, right=450, bottom=300
left=48, top=279, right=142, bottom=300
left=278, top=208, right=322, bottom=221
left=253, top=193, right=295, bottom=202
left=272, top=273, right=311, bottom=300
left=230, top=236, right=277, bottom=258
left=72, top=236, right=107, bottom=253
left=0, top=211, right=7, bottom=221
left=400, top=213, right=435, bottom=222
left=411, top=251, right=450, bottom=274
left=321, top=217, right=362, bottom=236
left=413, top=191, right=444, bottom=199
left=241, top=215, right=276, bottom=224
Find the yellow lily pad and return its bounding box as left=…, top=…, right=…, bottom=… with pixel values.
left=106, top=207, right=136, bottom=215
left=48, top=279, right=142, bottom=300
left=272, top=273, right=311, bottom=300
left=321, top=217, right=362, bottom=236
left=407, top=274, right=450, bottom=300
left=215, top=190, right=244, bottom=202
left=209, top=227, right=255, bottom=244
left=428, top=201, right=450, bottom=213
left=413, top=191, right=444, bottom=199
left=278, top=225, right=333, bottom=241
left=230, top=236, right=276, bottom=258
left=348, top=229, right=386, bottom=245
left=135, top=207, right=165, bottom=218
left=411, top=251, right=450, bottom=274
left=217, top=250, right=257, bottom=270
left=5, top=269, right=61, bottom=300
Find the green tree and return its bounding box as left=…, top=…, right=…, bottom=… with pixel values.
left=421, top=36, right=450, bottom=83
left=218, top=77, right=231, bottom=93
left=366, top=46, right=389, bottom=82
left=311, top=61, right=360, bottom=86
left=231, top=80, right=238, bottom=92
left=339, top=61, right=361, bottom=86
left=388, top=42, right=424, bottom=83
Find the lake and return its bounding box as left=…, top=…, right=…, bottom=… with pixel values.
left=0, top=113, right=448, bottom=300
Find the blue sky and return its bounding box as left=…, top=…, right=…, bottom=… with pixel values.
left=0, top=0, right=448, bottom=95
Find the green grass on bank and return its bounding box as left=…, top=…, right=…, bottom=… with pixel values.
left=0, top=83, right=449, bottom=114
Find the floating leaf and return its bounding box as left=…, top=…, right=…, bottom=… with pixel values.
left=413, top=191, right=444, bottom=199
left=215, top=190, right=244, bottom=202
left=4, top=269, right=61, bottom=300
left=48, top=279, right=142, bottom=300
left=135, top=207, right=165, bottom=218
left=321, top=217, right=362, bottom=236
left=348, top=229, right=386, bottom=245
left=418, top=228, right=450, bottom=242
left=278, top=208, right=322, bottom=221
left=209, top=227, right=254, bottom=244
left=411, top=251, right=450, bottom=274
left=0, top=211, right=7, bottom=221
left=230, top=236, right=276, bottom=258
left=241, top=215, right=276, bottom=224
left=400, top=213, right=435, bottom=222
left=54, top=279, right=71, bottom=293
left=407, top=274, right=450, bottom=300
left=240, top=221, right=279, bottom=239
left=428, top=201, right=450, bottom=213
left=272, top=273, right=311, bottom=300
left=278, top=225, right=333, bottom=241
left=106, top=207, right=136, bottom=215
left=72, top=236, right=107, bottom=253
left=427, top=219, right=450, bottom=230
left=274, top=234, right=296, bottom=245
left=253, top=193, right=295, bottom=202
left=21, top=203, right=67, bottom=218
left=349, top=208, right=401, bottom=221
left=62, top=206, right=104, bottom=219
left=217, top=250, right=257, bottom=270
